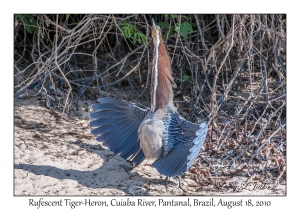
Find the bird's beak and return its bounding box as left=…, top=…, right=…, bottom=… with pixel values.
left=151, top=18, right=159, bottom=41
left=152, top=18, right=156, bottom=28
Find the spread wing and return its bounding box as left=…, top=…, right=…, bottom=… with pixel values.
left=152, top=114, right=208, bottom=177
left=90, top=98, right=149, bottom=166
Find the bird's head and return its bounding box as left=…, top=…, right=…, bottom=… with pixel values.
left=151, top=19, right=161, bottom=47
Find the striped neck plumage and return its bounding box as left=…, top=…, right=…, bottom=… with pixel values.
left=150, top=19, right=176, bottom=113
left=151, top=33, right=160, bottom=112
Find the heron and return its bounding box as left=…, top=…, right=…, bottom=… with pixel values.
left=89, top=18, right=208, bottom=191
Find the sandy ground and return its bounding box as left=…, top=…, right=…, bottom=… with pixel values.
left=14, top=97, right=286, bottom=196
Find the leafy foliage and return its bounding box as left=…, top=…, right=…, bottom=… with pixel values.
left=159, top=14, right=193, bottom=40
left=179, top=22, right=193, bottom=40
left=119, top=20, right=135, bottom=38
left=133, top=32, right=146, bottom=45
left=182, top=75, right=190, bottom=82
left=15, top=14, right=39, bottom=34
left=120, top=20, right=147, bottom=45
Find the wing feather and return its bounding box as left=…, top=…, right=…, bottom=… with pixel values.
left=90, top=98, right=149, bottom=166
left=153, top=117, right=208, bottom=177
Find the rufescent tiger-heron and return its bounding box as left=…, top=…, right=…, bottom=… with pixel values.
left=89, top=19, right=208, bottom=190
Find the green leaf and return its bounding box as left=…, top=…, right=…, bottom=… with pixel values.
left=15, top=14, right=25, bottom=21
left=163, top=33, right=168, bottom=40
left=138, top=33, right=147, bottom=45
left=120, top=20, right=135, bottom=38
left=171, top=14, right=188, bottom=20
left=132, top=32, right=147, bottom=45
left=119, top=20, right=129, bottom=27
left=181, top=15, right=189, bottom=20
left=66, top=14, right=70, bottom=19
left=23, top=16, right=33, bottom=33
left=16, top=14, right=25, bottom=19
left=164, top=14, right=169, bottom=18
left=15, top=14, right=40, bottom=35
left=122, top=26, right=134, bottom=38
left=180, top=22, right=193, bottom=40
left=120, top=20, right=134, bottom=29
left=158, top=22, right=170, bottom=28
left=133, top=33, right=137, bottom=43
left=163, top=27, right=175, bottom=40
left=174, top=23, right=180, bottom=33
left=125, top=30, right=129, bottom=37
left=182, top=75, right=190, bottom=82
left=30, top=18, right=39, bottom=33
left=120, top=21, right=146, bottom=45
left=127, top=29, right=132, bottom=38
left=171, top=14, right=179, bottom=18
left=181, top=27, right=188, bottom=39
left=182, top=22, right=193, bottom=32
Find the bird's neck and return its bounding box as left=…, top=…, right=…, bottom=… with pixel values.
left=150, top=37, right=176, bottom=113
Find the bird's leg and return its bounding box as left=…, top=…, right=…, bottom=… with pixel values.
left=164, top=176, right=170, bottom=193
left=164, top=176, right=169, bottom=185
left=178, top=176, right=187, bottom=192
left=123, top=164, right=134, bottom=175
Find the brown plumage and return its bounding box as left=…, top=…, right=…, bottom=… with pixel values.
left=150, top=21, right=176, bottom=112
left=89, top=18, right=208, bottom=191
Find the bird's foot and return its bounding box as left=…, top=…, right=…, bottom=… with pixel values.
left=123, top=165, right=134, bottom=175
left=155, top=177, right=171, bottom=192
left=178, top=176, right=187, bottom=192
left=163, top=176, right=169, bottom=186
left=156, top=176, right=169, bottom=185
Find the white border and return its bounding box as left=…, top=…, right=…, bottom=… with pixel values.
left=3, top=1, right=297, bottom=209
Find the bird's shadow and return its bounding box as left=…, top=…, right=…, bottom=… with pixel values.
left=14, top=142, right=176, bottom=196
